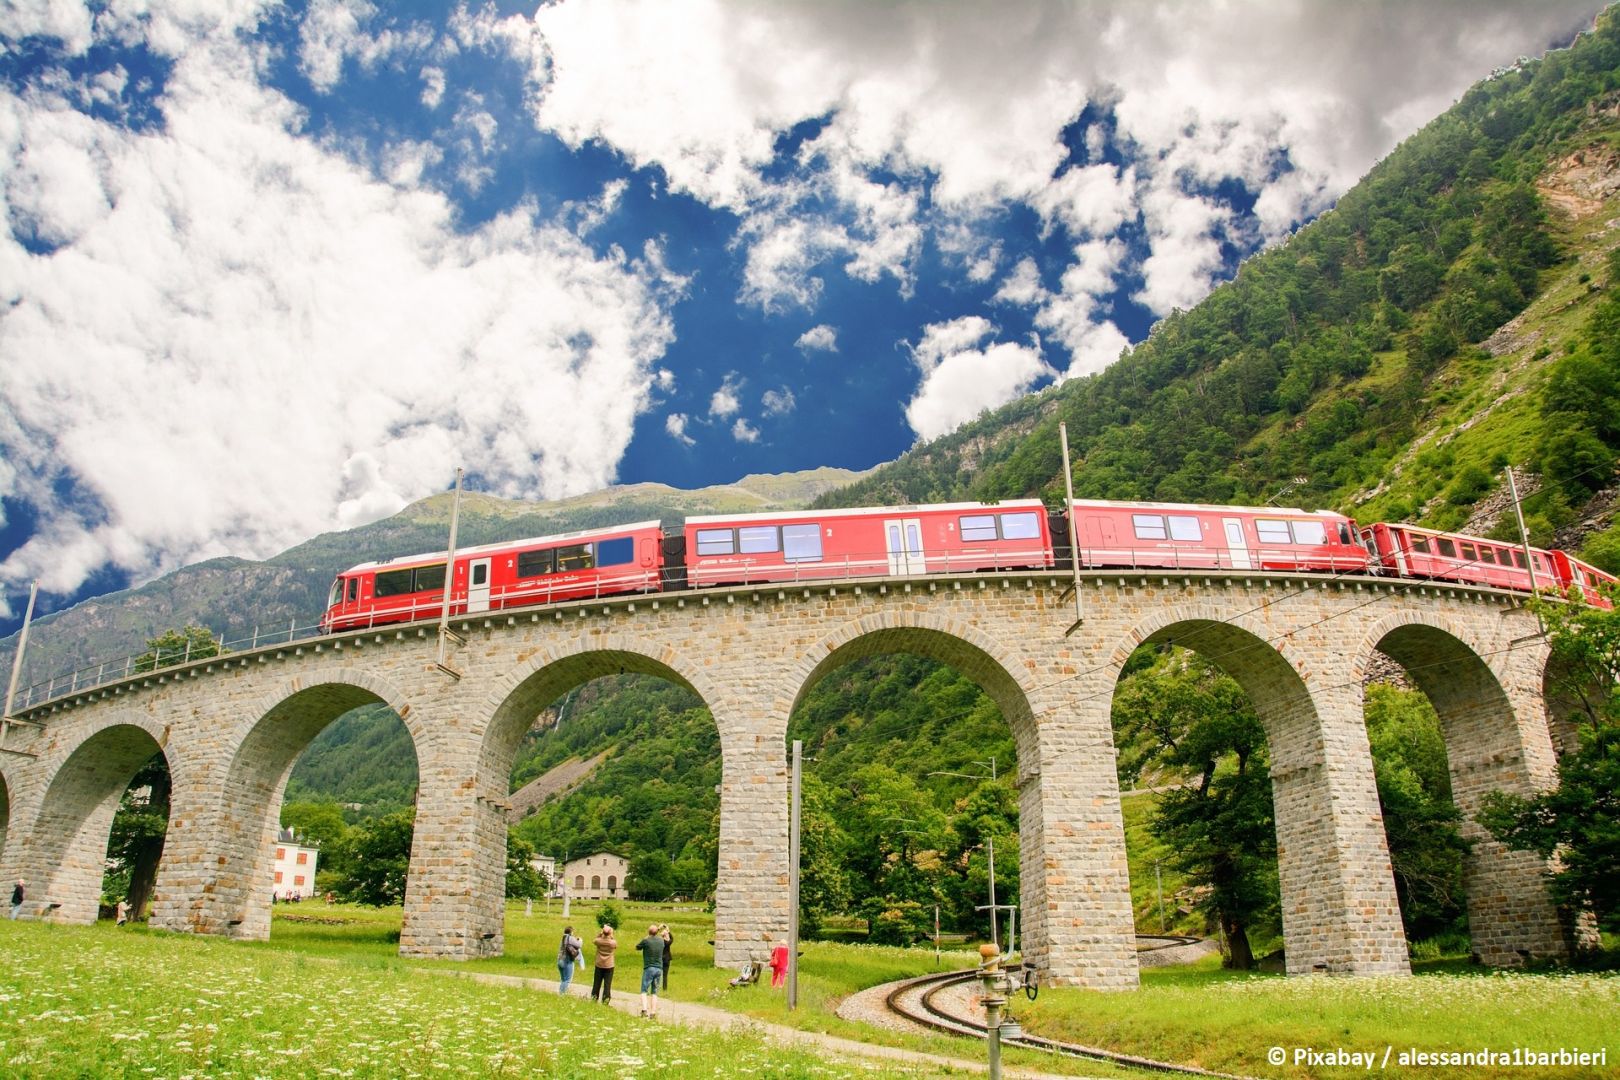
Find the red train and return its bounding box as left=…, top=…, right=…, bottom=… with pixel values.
left=319, top=498, right=1615, bottom=632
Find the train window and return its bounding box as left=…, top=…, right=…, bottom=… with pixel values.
left=414, top=564, right=446, bottom=593
left=1256, top=519, right=1291, bottom=544
left=1479, top=546, right=1497, bottom=565
left=1132, top=515, right=1167, bottom=540
left=1411, top=535, right=1431, bottom=554
left=783, top=523, right=823, bottom=562
left=555, top=544, right=594, bottom=572
left=696, top=529, right=735, bottom=556
left=1459, top=542, right=1477, bottom=561
left=347, top=578, right=358, bottom=603
left=374, top=568, right=414, bottom=598
left=739, top=526, right=780, bottom=554
left=596, top=537, right=635, bottom=566
left=1001, top=512, right=1041, bottom=540
left=1292, top=521, right=1326, bottom=546
left=1436, top=538, right=1458, bottom=559
left=327, top=579, right=343, bottom=607
left=1510, top=549, right=1526, bottom=568
left=471, top=563, right=488, bottom=586
left=1167, top=515, right=1201, bottom=542
left=517, top=548, right=554, bottom=578
left=960, top=515, right=999, bottom=541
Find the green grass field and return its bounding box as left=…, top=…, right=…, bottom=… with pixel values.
left=5, top=904, right=1615, bottom=1078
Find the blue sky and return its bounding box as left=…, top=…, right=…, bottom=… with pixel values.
left=0, top=0, right=1604, bottom=635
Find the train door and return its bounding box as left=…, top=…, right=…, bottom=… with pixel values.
left=467, top=557, right=492, bottom=613
left=884, top=517, right=926, bottom=575
left=1222, top=519, right=1252, bottom=570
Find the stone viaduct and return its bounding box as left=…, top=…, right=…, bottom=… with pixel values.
left=0, top=568, right=1573, bottom=987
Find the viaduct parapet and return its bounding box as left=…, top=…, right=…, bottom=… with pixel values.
left=0, top=569, right=1571, bottom=986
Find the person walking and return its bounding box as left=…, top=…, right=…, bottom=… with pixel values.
left=9, top=879, right=24, bottom=920
left=557, top=925, right=583, bottom=995
left=659, top=923, right=674, bottom=990
left=590, top=923, right=617, bottom=1004
left=115, top=899, right=130, bottom=926
left=635, top=923, right=666, bottom=1017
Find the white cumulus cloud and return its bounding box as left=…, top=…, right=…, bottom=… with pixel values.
left=795, top=324, right=839, bottom=353
left=904, top=318, right=1053, bottom=441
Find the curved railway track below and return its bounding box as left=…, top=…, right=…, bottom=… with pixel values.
left=876, top=939, right=1254, bottom=1080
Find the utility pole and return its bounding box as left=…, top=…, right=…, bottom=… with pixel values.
left=787, top=738, right=803, bottom=1010
left=1, top=580, right=40, bottom=755
left=1059, top=422, right=1084, bottom=634
left=435, top=468, right=465, bottom=676
left=1155, top=859, right=1166, bottom=934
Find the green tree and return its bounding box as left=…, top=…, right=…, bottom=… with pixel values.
left=333, top=810, right=414, bottom=906
left=796, top=774, right=852, bottom=935
left=133, top=624, right=225, bottom=673
left=1113, top=651, right=1278, bottom=969
left=627, top=850, right=673, bottom=901
left=103, top=753, right=170, bottom=919
left=506, top=833, right=544, bottom=900
left=1479, top=593, right=1620, bottom=936
left=1365, top=685, right=1470, bottom=941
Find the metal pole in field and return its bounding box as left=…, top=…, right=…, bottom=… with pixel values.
left=787, top=738, right=803, bottom=1010
left=1059, top=423, right=1084, bottom=631
left=1155, top=860, right=1166, bottom=934
left=436, top=467, right=464, bottom=669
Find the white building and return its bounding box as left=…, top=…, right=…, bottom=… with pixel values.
left=561, top=852, right=628, bottom=899
left=529, top=853, right=557, bottom=890
left=272, top=827, right=320, bottom=900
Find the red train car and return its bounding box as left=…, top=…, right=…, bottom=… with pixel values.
left=1548, top=550, right=1618, bottom=608
left=321, top=520, right=665, bottom=632
left=682, top=501, right=1054, bottom=587
left=1069, top=499, right=1368, bottom=572
left=1360, top=522, right=1556, bottom=593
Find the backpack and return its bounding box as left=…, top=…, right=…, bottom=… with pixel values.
left=564, top=937, right=581, bottom=961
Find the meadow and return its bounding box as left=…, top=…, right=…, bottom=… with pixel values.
left=4, top=902, right=1615, bottom=1079
left=0, top=917, right=950, bottom=1079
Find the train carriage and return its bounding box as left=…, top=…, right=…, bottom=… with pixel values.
left=1361, top=522, right=1555, bottom=594
left=320, top=520, right=665, bottom=632
left=683, top=501, right=1055, bottom=588
left=1548, top=550, right=1618, bottom=608
left=1069, top=499, right=1368, bottom=573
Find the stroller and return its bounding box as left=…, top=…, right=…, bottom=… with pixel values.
left=728, top=958, right=764, bottom=987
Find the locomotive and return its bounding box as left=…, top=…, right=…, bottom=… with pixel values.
left=319, top=498, right=1616, bottom=633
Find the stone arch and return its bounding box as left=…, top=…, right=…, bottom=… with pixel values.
left=17, top=714, right=172, bottom=924
left=1104, top=605, right=1409, bottom=975
left=1539, top=643, right=1601, bottom=759
left=1358, top=611, right=1566, bottom=965
left=784, top=612, right=1053, bottom=967
left=192, top=670, right=424, bottom=942
left=0, top=760, right=11, bottom=866
left=788, top=611, right=1041, bottom=763
left=484, top=640, right=714, bottom=797
left=459, top=640, right=717, bottom=958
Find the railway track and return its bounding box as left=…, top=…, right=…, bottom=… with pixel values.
left=882, top=943, right=1253, bottom=1080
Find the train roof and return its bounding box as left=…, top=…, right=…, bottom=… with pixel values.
left=1067, top=498, right=1349, bottom=519
left=338, top=520, right=664, bottom=575
left=685, top=499, right=1048, bottom=526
